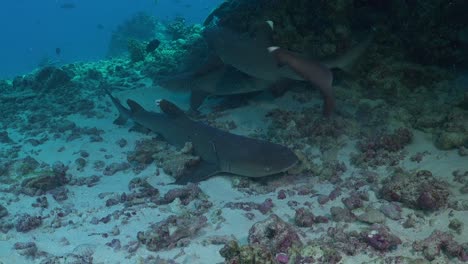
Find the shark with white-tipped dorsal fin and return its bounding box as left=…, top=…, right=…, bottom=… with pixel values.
left=203, top=20, right=372, bottom=116
left=158, top=21, right=371, bottom=115
left=104, top=88, right=299, bottom=184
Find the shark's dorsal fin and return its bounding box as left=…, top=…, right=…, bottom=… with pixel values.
left=252, top=20, right=275, bottom=47
left=126, top=99, right=145, bottom=113
left=158, top=99, right=186, bottom=118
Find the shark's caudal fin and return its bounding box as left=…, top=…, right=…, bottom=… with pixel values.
left=268, top=47, right=335, bottom=116
left=103, top=87, right=131, bottom=125
left=324, top=33, right=374, bottom=72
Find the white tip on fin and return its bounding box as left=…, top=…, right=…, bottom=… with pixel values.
left=155, top=99, right=162, bottom=107
left=267, top=46, right=280, bottom=53
left=265, top=20, right=274, bottom=30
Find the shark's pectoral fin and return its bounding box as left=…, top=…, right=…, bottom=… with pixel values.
left=190, top=90, right=210, bottom=111
left=173, top=161, right=220, bottom=185
left=113, top=115, right=128, bottom=126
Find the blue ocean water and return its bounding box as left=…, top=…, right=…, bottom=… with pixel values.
left=0, top=0, right=222, bottom=79
left=0, top=1, right=467, bottom=263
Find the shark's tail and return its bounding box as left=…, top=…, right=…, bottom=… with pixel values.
left=268, top=47, right=335, bottom=116
left=323, top=32, right=374, bottom=72
left=103, top=87, right=132, bottom=125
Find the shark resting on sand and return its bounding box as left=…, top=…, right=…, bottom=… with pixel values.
left=105, top=89, right=299, bottom=185
left=159, top=21, right=372, bottom=116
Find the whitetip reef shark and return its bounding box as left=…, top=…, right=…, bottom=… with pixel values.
left=105, top=89, right=299, bottom=184
left=158, top=64, right=276, bottom=111
left=159, top=20, right=372, bottom=116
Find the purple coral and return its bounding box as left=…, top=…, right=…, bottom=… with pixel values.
left=413, top=230, right=467, bottom=261
left=258, top=198, right=274, bottom=214
left=159, top=183, right=201, bottom=205
left=361, top=224, right=402, bottom=251
left=137, top=214, right=207, bottom=252
left=342, top=194, right=364, bottom=210
left=379, top=170, right=450, bottom=211
left=248, top=214, right=302, bottom=254
left=353, top=128, right=413, bottom=167
left=294, top=208, right=315, bottom=227
left=15, top=214, right=42, bottom=233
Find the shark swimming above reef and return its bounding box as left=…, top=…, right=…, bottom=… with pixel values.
left=158, top=64, right=276, bottom=111
left=158, top=21, right=372, bottom=116
left=105, top=89, right=299, bottom=184
left=203, top=21, right=373, bottom=116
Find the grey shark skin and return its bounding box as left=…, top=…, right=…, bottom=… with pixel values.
left=105, top=90, right=299, bottom=184
left=203, top=24, right=334, bottom=116
left=202, top=23, right=372, bottom=116
left=158, top=65, right=275, bottom=110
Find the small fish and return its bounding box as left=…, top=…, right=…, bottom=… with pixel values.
left=55, top=48, right=61, bottom=56
left=60, top=3, right=76, bottom=9
left=146, top=39, right=161, bottom=53
left=96, top=24, right=104, bottom=30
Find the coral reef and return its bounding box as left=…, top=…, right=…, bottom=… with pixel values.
left=127, top=39, right=146, bottom=63
left=412, top=230, right=468, bottom=261
left=220, top=240, right=274, bottom=264
left=248, top=214, right=302, bottom=255
left=206, top=0, right=468, bottom=67
left=33, top=66, right=72, bottom=91
left=351, top=128, right=413, bottom=168
left=434, top=108, right=468, bottom=150
left=379, top=170, right=450, bottom=211
left=361, top=224, right=401, bottom=251
left=158, top=183, right=204, bottom=206
left=330, top=206, right=356, bottom=223
left=15, top=214, right=42, bottom=233
left=107, top=12, right=157, bottom=57
left=225, top=198, right=274, bottom=215
left=357, top=207, right=386, bottom=224
left=137, top=214, right=207, bottom=252
left=20, top=162, right=69, bottom=196
left=0, top=205, right=8, bottom=219
left=13, top=242, right=39, bottom=258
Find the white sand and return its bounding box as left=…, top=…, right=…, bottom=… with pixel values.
left=0, top=81, right=467, bottom=264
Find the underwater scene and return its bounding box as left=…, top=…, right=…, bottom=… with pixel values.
left=0, top=0, right=468, bottom=263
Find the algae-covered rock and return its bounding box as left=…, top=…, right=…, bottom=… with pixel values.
left=220, top=240, right=274, bottom=264
left=0, top=205, right=8, bottom=219
left=137, top=214, right=207, bottom=252
left=357, top=207, right=386, bottom=224
left=434, top=108, right=468, bottom=150
left=379, top=170, right=450, bottom=211
left=205, top=0, right=468, bottom=67
left=33, top=66, right=72, bottom=91
left=20, top=162, right=69, bottom=196
left=248, top=214, right=302, bottom=254
left=435, top=131, right=468, bottom=150
left=127, top=39, right=146, bottom=63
